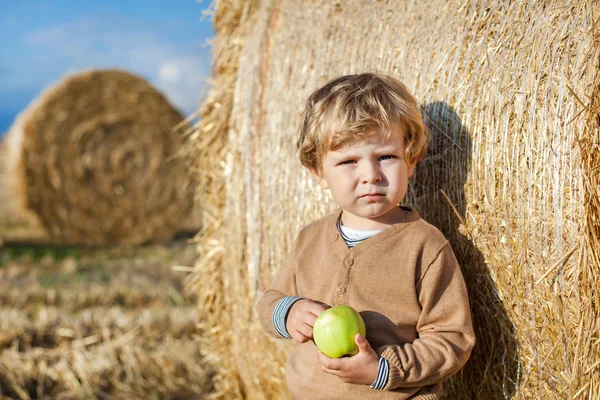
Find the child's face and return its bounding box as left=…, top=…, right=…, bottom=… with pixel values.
left=315, top=124, right=415, bottom=230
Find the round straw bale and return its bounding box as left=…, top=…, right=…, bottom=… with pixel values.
left=183, top=1, right=261, bottom=398
left=5, top=69, right=194, bottom=245
left=189, top=1, right=600, bottom=399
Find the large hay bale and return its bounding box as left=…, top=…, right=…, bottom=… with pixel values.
left=189, top=1, right=600, bottom=399
left=5, top=69, right=194, bottom=245
left=183, top=1, right=261, bottom=398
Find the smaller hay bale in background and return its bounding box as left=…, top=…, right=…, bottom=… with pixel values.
left=5, top=69, right=195, bottom=245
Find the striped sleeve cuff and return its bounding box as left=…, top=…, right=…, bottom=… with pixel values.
left=369, top=357, right=390, bottom=390
left=273, top=296, right=302, bottom=338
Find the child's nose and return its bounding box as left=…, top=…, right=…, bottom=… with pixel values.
left=361, top=162, right=382, bottom=184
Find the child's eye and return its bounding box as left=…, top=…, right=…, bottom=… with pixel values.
left=339, top=160, right=356, bottom=165
left=379, top=155, right=396, bottom=161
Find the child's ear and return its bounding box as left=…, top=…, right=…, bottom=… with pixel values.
left=407, top=162, right=416, bottom=178
left=406, top=158, right=417, bottom=178
left=309, top=168, right=329, bottom=190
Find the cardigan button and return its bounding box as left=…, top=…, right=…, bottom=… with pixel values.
left=337, top=285, right=346, bottom=295
left=345, top=258, right=354, bottom=266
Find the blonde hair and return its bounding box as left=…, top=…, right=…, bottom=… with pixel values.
left=297, top=73, right=429, bottom=172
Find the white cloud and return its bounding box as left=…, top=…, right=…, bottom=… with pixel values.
left=143, top=54, right=211, bottom=116
left=159, top=62, right=181, bottom=83
left=155, top=58, right=210, bottom=116
left=25, top=25, right=69, bottom=47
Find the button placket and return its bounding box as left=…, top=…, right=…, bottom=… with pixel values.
left=336, top=254, right=354, bottom=301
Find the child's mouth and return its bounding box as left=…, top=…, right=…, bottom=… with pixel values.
left=360, top=193, right=384, bottom=200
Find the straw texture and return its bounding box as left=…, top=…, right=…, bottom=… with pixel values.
left=184, top=2, right=261, bottom=398
left=189, top=1, right=600, bottom=398
left=5, top=69, right=194, bottom=245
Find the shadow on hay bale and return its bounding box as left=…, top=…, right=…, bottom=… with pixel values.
left=410, top=102, right=520, bottom=399
left=5, top=69, right=196, bottom=246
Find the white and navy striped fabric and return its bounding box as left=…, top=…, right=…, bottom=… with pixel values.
left=336, top=217, right=383, bottom=248
left=271, top=216, right=389, bottom=390
left=369, top=356, right=390, bottom=390
left=273, top=295, right=302, bottom=338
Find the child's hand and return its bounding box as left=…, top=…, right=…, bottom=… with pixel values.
left=317, top=334, right=380, bottom=385
left=286, top=299, right=330, bottom=343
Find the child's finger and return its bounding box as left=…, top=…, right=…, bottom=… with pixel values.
left=313, top=300, right=331, bottom=309
left=320, top=365, right=342, bottom=377
left=291, top=330, right=309, bottom=343
left=317, top=353, right=344, bottom=371
left=355, top=334, right=371, bottom=352
left=296, top=322, right=314, bottom=338
left=316, top=350, right=331, bottom=366
left=308, top=301, right=330, bottom=317
left=304, top=313, right=318, bottom=327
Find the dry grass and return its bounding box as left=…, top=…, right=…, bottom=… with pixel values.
left=188, top=0, right=600, bottom=399
left=0, top=239, right=213, bottom=399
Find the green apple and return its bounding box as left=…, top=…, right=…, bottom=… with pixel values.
left=313, top=305, right=366, bottom=358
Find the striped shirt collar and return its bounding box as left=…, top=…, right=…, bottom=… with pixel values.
left=336, top=215, right=384, bottom=248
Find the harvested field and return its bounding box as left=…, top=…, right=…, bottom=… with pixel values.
left=0, top=239, right=212, bottom=399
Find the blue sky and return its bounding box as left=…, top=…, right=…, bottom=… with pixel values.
left=0, top=1, right=214, bottom=135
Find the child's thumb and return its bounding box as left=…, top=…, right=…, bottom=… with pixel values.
left=355, top=334, right=367, bottom=349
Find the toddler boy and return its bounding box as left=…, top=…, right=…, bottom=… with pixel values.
left=257, top=73, right=475, bottom=399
